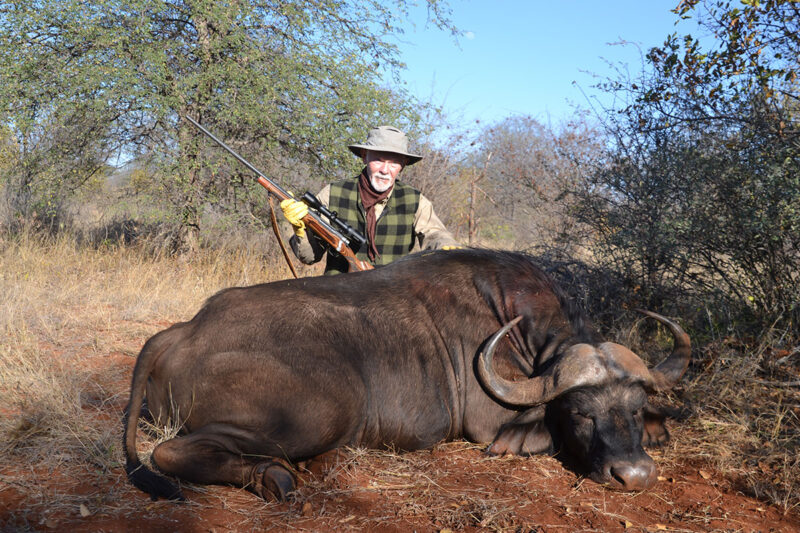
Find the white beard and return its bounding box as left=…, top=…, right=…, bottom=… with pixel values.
left=369, top=172, right=393, bottom=192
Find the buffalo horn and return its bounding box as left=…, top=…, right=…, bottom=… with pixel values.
left=476, top=316, right=560, bottom=406
left=636, top=309, right=692, bottom=391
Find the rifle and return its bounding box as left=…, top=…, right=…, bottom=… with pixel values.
left=184, top=116, right=372, bottom=272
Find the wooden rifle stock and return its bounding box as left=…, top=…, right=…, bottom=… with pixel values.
left=185, top=116, right=372, bottom=272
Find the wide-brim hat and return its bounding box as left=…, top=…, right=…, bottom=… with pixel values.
left=348, top=126, right=423, bottom=165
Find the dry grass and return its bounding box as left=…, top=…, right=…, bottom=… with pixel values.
left=0, top=230, right=290, bottom=526
left=1, top=230, right=798, bottom=530
left=291, top=444, right=531, bottom=531
left=666, top=335, right=800, bottom=514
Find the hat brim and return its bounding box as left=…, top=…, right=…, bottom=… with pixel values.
left=348, top=144, right=422, bottom=165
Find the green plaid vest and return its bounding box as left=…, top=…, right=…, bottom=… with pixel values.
left=324, top=176, right=420, bottom=274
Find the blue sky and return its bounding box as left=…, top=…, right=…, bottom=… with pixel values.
left=396, top=1, right=705, bottom=128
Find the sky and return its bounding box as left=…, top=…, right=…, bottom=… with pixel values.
left=395, top=1, right=706, bottom=130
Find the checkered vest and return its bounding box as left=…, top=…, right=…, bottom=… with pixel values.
left=324, top=176, right=420, bottom=274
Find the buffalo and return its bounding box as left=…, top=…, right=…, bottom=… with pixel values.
left=124, top=248, right=690, bottom=501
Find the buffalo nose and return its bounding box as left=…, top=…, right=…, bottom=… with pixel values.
left=605, top=460, right=657, bottom=490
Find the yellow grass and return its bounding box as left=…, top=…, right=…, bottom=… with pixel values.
left=0, top=231, right=292, bottom=513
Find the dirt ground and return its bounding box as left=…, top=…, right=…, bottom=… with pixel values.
left=2, top=319, right=799, bottom=533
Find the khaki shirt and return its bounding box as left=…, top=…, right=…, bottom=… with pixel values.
left=290, top=183, right=458, bottom=264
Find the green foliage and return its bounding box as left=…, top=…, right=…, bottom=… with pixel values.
left=0, top=0, right=456, bottom=241
left=630, top=0, right=799, bottom=129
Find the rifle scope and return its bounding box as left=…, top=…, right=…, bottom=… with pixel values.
left=301, top=192, right=368, bottom=252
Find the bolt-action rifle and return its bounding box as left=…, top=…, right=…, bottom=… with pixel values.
left=185, top=116, right=372, bottom=272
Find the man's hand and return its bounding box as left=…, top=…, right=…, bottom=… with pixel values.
left=280, top=198, right=308, bottom=239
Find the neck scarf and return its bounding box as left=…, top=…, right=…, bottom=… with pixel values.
left=358, top=170, right=392, bottom=261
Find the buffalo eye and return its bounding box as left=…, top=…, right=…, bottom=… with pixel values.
left=570, top=409, right=593, bottom=424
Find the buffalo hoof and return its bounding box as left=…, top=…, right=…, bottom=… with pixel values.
left=251, top=460, right=296, bottom=501
left=641, top=406, right=670, bottom=447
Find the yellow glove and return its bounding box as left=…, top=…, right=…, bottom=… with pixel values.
left=442, top=245, right=464, bottom=250
left=280, top=198, right=308, bottom=239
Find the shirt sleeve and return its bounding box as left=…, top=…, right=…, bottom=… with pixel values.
left=288, top=185, right=331, bottom=264
left=413, top=193, right=459, bottom=251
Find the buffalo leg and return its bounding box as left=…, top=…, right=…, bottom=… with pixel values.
left=488, top=420, right=554, bottom=456
left=487, top=407, right=553, bottom=456
left=151, top=430, right=296, bottom=500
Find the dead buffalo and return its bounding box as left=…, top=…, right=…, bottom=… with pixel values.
left=124, top=248, right=690, bottom=501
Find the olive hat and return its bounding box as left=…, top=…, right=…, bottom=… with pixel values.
left=347, top=126, right=422, bottom=165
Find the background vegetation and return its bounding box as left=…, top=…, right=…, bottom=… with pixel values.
left=1, top=0, right=798, bottom=519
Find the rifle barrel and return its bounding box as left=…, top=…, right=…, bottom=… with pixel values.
left=184, top=115, right=292, bottom=199
left=184, top=115, right=365, bottom=252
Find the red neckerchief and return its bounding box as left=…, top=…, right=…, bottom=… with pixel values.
left=357, top=170, right=392, bottom=261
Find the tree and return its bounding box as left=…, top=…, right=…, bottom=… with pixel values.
left=622, top=0, right=799, bottom=133
left=466, top=115, right=602, bottom=251
left=0, top=0, right=456, bottom=243
left=580, top=0, right=800, bottom=331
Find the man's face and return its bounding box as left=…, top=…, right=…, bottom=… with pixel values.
left=364, top=150, right=405, bottom=193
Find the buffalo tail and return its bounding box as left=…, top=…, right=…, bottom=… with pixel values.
left=123, top=328, right=186, bottom=501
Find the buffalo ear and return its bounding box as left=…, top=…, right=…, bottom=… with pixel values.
left=487, top=406, right=553, bottom=456
left=641, top=404, right=670, bottom=448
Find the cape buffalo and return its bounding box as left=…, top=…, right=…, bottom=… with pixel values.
left=124, top=248, right=690, bottom=501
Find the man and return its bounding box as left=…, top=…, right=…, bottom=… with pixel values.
left=280, top=126, right=459, bottom=274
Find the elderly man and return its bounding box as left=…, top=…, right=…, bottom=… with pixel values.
left=281, top=126, right=459, bottom=274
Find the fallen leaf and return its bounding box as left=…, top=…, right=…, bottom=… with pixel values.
left=301, top=502, right=313, bottom=517
left=699, top=469, right=711, bottom=479
left=623, top=520, right=634, bottom=529
left=339, top=515, right=355, bottom=524
left=654, top=524, right=668, bottom=531
left=79, top=504, right=91, bottom=517
left=440, top=529, right=454, bottom=533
